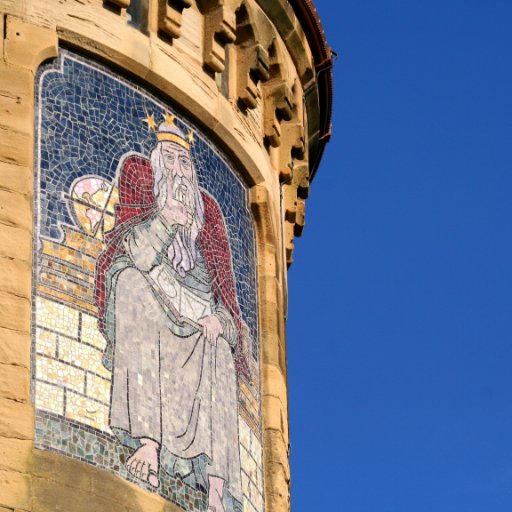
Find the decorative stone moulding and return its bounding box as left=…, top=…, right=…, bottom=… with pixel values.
left=158, top=0, right=193, bottom=40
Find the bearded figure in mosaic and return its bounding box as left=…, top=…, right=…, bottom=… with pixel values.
left=94, top=116, right=250, bottom=512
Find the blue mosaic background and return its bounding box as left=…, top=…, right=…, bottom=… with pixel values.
left=37, top=50, right=258, bottom=354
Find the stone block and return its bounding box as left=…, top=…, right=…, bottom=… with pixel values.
left=90, top=468, right=182, bottom=511
left=262, top=394, right=286, bottom=435
left=0, top=437, right=32, bottom=473
left=0, top=224, right=31, bottom=262
left=0, top=257, right=31, bottom=298
left=263, top=429, right=289, bottom=473
left=0, top=126, right=32, bottom=168
left=0, top=397, right=34, bottom=440
left=260, top=332, right=281, bottom=369
left=0, top=328, right=29, bottom=367
left=0, top=291, right=30, bottom=334
left=0, top=363, right=29, bottom=402
left=0, top=190, right=32, bottom=231
left=31, top=448, right=93, bottom=490
left=127, top=488, right=184, bottom=512
left=257, top=243, right=278, bottom=276
left=32, top=476, right=124, bottom=512
left=259, top=274, right=279, bottom=304
left=4, top=16, right=58, bottom=73
left=0, top=162, right=32, bottom=196
left=257, top=0, right=294, bottom=39
left=0, top=66, right=34, bottom=134
left=261, top=363, right=288, bottom=409
left=0, top=470, right=31, bottom=510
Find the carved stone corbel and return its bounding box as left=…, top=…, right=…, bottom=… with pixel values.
left=277, top=120, right=304, bottom=181
left=282, top=162, right=309, bottom=264
left=158, top=0, right=192, bottom=40
left=200, top=0, right=241, bottom=73
left=294, top=197, right=306, bottom=237
left=263, top=79, right=294, bottom=148
left=297, top=165, right=310, bottom=199
left=234, top=3, right=274, bottom=109
left=237, top=43, right=270, bottom=109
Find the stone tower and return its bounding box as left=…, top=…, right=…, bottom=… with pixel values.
left=0, top=1, right=332, bottom=511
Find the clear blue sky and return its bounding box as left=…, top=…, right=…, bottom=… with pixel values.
left=287, top=1, right=512, bottom=511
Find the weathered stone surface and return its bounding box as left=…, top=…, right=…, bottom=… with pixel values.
left=0, top=398, right=34, bottom=440
left=0, top=257, right=31, bottom=298
left=262, top=363, right=288, bottom=409
left=32, top=477, right=126, bottom=512
left=31, top=450, right=94, bottom=492
left=158, top=0, right=193, bottom=40
left=0, top=363, right=29, bottom=402
left=4, top=16, right=58, bottom=72
left=0, top=292, right=30, bottom=333
left=0, top=470, right=31, bottom=510
left=0, top=126, right=32, bottom=168
left=0, top=14, right=4, bottom=59
left=0, top=66, right=33, bottom=135
left=0, top=327, right=30, bottom=368
left=0, top=190, right=31, bottom=232
left=264, top=426, right=289, bottom=470
left=0, top=224, right=31, bottom=262
left=262, top=394, right=286, bottom=435
left=0, top=437, right=32, bottom=473
left=0, top=162, right=32, bottom=197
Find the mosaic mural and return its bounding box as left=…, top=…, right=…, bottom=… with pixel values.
left=33, top=50, right=263, bottom=512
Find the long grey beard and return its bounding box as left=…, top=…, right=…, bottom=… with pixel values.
left=168, top=223, right=198, bottom=277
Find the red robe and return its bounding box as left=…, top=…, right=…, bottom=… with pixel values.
left=94, top=155, right=250, bottom=380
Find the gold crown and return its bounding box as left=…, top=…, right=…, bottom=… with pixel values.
left=144, top=112, right=195, bottom=151
left=156, top=131, right=190, bottom=150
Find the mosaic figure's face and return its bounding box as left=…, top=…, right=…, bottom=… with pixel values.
left=161, top=142, right=194, bottom=182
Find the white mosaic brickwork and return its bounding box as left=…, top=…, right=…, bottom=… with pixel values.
left=239, top=419, right=264, bottom=512
left=35, top=297, right=111, bottom=432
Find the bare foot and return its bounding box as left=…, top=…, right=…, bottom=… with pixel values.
left=126, top=438, right=160, bottom=488
left=208, top=476, right=225, bottom=512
